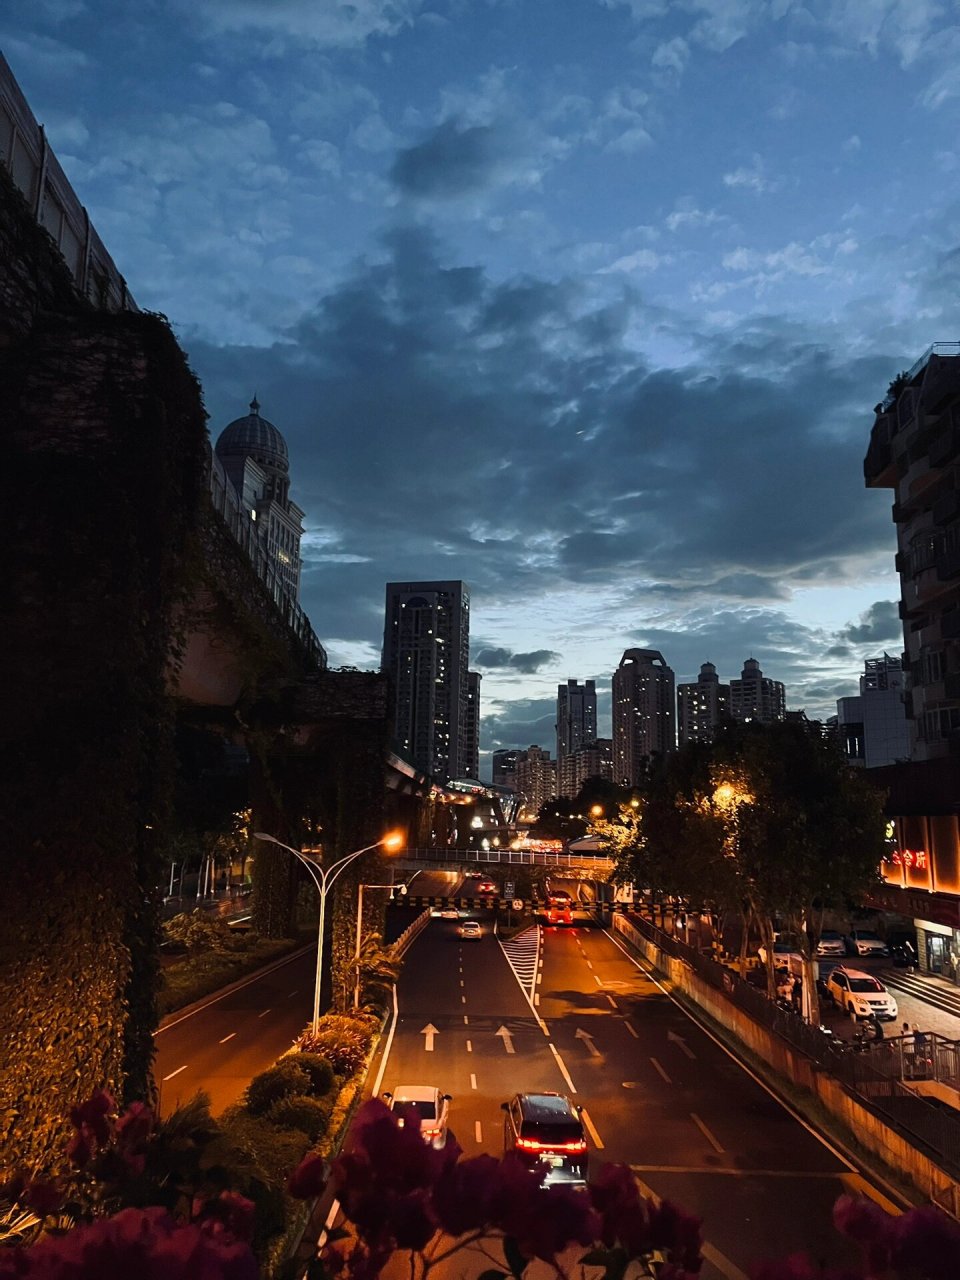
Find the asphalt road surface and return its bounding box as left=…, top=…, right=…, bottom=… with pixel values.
left=369, top=913, right=903, bottom=1280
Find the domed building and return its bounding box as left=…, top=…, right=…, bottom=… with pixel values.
left=209, top=397, right=304, bottom=604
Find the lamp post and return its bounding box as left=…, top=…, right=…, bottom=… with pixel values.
left=354, top=882, right=406, bottom=1009
left=252, top=830, right=404, bottom=1034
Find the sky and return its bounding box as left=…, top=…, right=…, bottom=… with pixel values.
left=7, top=0, right=960, bottom=772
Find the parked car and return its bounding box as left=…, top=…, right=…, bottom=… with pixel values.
left=816, top=930, right=846, bottom=958
left=846, top=929, right=889, bottom=958
left=459, top=920, right=482, bottom=940
left=382, top=1085, right=452, bottom=1148
left=758, top=940, right=804, bottom=974
left=501, top=1092, right=587, bottom=1185
left=824, top=966, right=898, bottom=1021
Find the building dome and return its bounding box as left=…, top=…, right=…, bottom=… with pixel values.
left=215, top=396, right=289, bottom=475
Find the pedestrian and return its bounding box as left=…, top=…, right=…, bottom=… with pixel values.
left=912, top=1024, right=927, bottom=1053
left=792, top=975, right=802, bottom=1011
left=869, top=1011, right=884, bottom=1041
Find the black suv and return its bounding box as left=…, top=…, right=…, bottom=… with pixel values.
left=501, top=1092, right=587, bottom=1185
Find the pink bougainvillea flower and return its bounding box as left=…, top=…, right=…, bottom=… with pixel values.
left=198, top=1192, right=256, bottom=1244
left=486, top=1152, right=546, bottom=1241
left=750, top=1258, right=859, bottom=1280
left=832, top=1194, right=894, bottom=1274
left=287, top=1152, right=329, bottom=1199
left=20, top=1180, right=63, bottom=1218
left=647, top=1197, right=703, bottom=1273
left=515, top=1184, right=601, bottom=1262
left=389, top=1189, right=438, bottom=1251
left=588, top=1163, right=651, bottom=1256
left=889, top=1203, right=960, bottom=1280
left=432, top=1153, right=501, bottom=1236
left=115, top=1100, right=155, bottom=1153
left=68, top=1089, right=115, bottom=1145
left=349, top=1101, right=449, bottom=1195
left=65, top=1128, right=96, bottom=1169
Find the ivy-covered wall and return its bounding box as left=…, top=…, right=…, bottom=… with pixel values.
left=1, top=165, right=206, bottom=1170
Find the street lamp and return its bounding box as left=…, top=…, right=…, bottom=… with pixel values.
left=354, top=881, right=406, bottom=1009
left=252, top=830, right=404, bottom=1034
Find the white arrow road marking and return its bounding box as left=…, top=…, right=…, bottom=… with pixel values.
left=421, top=1023, right=439, bottom=1051
left=163, top=1065, right=188, bottom=1081
left=650, top=1057, right=672, bottom=1084
left=496, top=1025, right=516, bottom=1054
left=580, top=1107, right=604, bottom=1150
left=667, top=1029, right=696, bottom=1059
left=575, top=1027, right=600, bottom=1057
left=691, top=1112, right=725, bottom=1154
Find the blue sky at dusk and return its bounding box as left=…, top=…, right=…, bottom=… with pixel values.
left=6, top=1, right=960, bottom=768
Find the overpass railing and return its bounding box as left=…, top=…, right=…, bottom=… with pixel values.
left=398, top=847, right=613, bottom=872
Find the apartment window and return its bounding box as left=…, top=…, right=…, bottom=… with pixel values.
left=922, top=650, right=947, bottom=684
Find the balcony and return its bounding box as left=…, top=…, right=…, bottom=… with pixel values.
left=864, top=413, right=896, bottom=485
left=934, top=488, right=960, bottom=527
left=930, top=424, right=960, bottom=469
left=946, top=674, right=960, bottom=701
left=920, top=351, right=960, bottom=414
left=937, top=545, right=960, bottom=582
left=942, top=609, right=960, bottom=640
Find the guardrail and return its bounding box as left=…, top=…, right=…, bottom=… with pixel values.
left=398, top=847, right=614, bottom=872
left=390, top=908, right=431, bottom=957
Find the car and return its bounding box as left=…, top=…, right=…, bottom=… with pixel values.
left=476, top=880, right=496, bottom=894
left=545, top=904, right=573, bottom=926
left=464, top=869, right=483, bottom=879
left=459, top=920, right=482, bottom=940
left=757, top=940, right=804, bottom=974
left=436, top=907, right=460, bottom=919
left=816, top=930, right=846, bottom=958
left=501, top=1092, right=588, bottom=1185
left=382, top=1085, right=452, bottom=1148
left=824, top=966, right=898, bottom=1021
left=846, top=929, right=889, bottom=958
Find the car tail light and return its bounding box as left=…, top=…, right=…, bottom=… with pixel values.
left=516, top=1137, right=587, bottom=1154
left=421, top=1127, right=439, bottom=1139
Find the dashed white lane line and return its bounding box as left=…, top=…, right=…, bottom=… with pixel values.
left=466, top=1040, right=473, bottom=1052
left=475, top=1121, right=483, bottom=1144
left=163, top=1065, right=188, bottom=1081
left=536, top=972, right=542, bottom=984
left=219, top=1033, right=237, bottom=1045
left=580, top=1106, right=605, bottom=1151
left=463, top=1015, right=469, bottom=1024
left=624, top=1020, right=639, bottom=1038
left=258, top=1008, right=272, bottom=1018
left=470, top=1073, right=477, bottom=1090
left=691, top=1112, right=725, bottom=1154
left=605, top=993, right=618, bottom=1009
left=585, top=960, right=594, bottom=970
left=594, top=974, right=603, bottom=986
left=461, top=995, right=466, bottom=1004
left=534, top=993, right=540, bottom=1006
left=287, top=990, right=298, bottom=998
left=650, top=1056, right=672, bottom=1084
left=549, top=1043, right=577, bottom=1094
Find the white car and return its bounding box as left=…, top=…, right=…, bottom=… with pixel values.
left=825, top=967, right=898, bottom=1021
left=382, top=1085, right=451, bottom=1148
left=846, top=929, right=889, bottom=958
left=758, top=940, right=804, bottom=974
left=459, top=920, right=482, bottom=940
left=816, top=930, right=846, bottom=957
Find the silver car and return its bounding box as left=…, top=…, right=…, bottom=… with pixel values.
left=383, top=1085, right=452, bottom=1148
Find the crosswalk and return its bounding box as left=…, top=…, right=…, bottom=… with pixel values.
left=499, top=925, right=541, bottom=1001
left=880, top=968, right=960, bottom=1019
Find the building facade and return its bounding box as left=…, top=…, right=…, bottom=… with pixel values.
left=677, top=662, right=730, bottom=745
left=864, top=344, right=960, bottom=760
left=612, top=649, right=675, bottom=786
left=558, top=738, right=613, bottom=799
left=729, top=658, right=786, bottom=724
left=837, top=654, right=910, bottom=768
left=463, top=670, right=482, bottom=780
left=514, top=745, right=557, bottom=820
left=382, top=580, right=471, bottom=782
left=556, top=679, right=598, bottom=765
left=492, top=749, right=518, bottom=789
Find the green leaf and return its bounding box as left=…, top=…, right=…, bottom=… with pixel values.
left=502, top=1235, right=528, bottom=1278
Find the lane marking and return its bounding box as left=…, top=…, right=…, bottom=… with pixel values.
left=475, top=1121, right=483, bottom=1143
left=632, top=1165, right=878, bottom=1178
left=466, top=1040, right=472, bottom=1052
left=371, top=985, right=399, bottom=1097
left=594, top=974, right=603, bottom=986
left=633, top=1174, right=747, bottom=1280
left=470, top=1073, right=477, bottom=1090
left=258, top=1008, right=272, bottom=1018
left=163, top=1065, right=188, bottom=1081
left=580, top=1106, right=605, bottom=1150
left=650, top=1056, right=672, bottom=1084
left=549, top=1043, right=577, bottom=1094
left=600, top=929, right=863, bottom=1178
left=464, top=1015, right=469, bottom=1025
left=624, top=1020, right=639, bottom=1038
left=691, top=1112, right=725, bottom=1154
left=219, top=1033, right=237, bottom=1045
left=461, top=995, right=466, bottom=1004
left=585, top=960, right=594, bottom=970
left=287, top=990, right=298, bottom=998
left=534, top=993, right=540, bottom=1006
left=840, top=1173, right=903, bottom=1216
left=536, top=973, right=542, bottom=985
left=460, top=979, right=464, bottom=987
left=605, top=993, right=618, bottom=1010
left=498, top=924, right=549, bottom=1036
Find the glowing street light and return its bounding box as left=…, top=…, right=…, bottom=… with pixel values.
left=253, top=830, right=404, bottom=1034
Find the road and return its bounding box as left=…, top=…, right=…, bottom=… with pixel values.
left=371, top=913, right=903, bottom=1280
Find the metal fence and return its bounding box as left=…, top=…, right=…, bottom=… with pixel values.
left=619, top=911, right=960, bottom=1179
left=399, top=847, right=614, bottom=872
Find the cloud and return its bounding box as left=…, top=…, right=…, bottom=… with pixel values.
left=652, top=36, right=690, bottom=73
left=722, top=156, right=779, bottom=194
left=665, top=204, right=723, bottom=232
left=838, top=600, right=901, bottom=645
left=390, top=120, right=506, bottom=199
left=182, top=0, right=421, bottom=46
left=474, top=647, right=560, bottom=674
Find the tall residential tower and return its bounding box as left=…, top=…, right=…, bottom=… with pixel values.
left=612, top=649, right=675, bottom=786
left=382, top=580, right=470, bottom=782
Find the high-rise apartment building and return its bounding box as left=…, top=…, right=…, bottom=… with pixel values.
left=837, top=655, right=910, bottom=768
left=865, top=345, right=960, bottom=759
left=558, top=738, right=613, bottom=798
left=612, top=649, right=675, bottom=785
left=382, top=580, right=470, bottom=782
left=514, top=745, right=556, bottom=819
left=677, top=662, right=730, bottom=744
left=730, top=658, right=785, bottom=725
left=492, top=749, right=519, bottom=789
left=556, top=679, right=598, bottom=765
left=464, top=670, right=481, bottom=780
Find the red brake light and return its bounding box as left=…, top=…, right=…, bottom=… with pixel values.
left=516, top=1137, right=586, bottom=1154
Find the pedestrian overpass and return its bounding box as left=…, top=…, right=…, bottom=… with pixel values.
left=392, top=846, right=614, bottom=876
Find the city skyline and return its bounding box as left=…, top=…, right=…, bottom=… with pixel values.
left=8, top=3, right=960, bottom=763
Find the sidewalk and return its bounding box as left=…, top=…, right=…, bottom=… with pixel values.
left=879, top=968, right=960, bottom=1040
